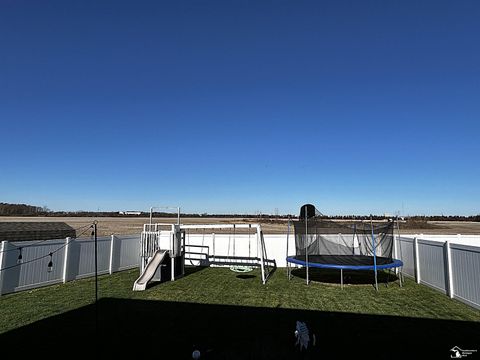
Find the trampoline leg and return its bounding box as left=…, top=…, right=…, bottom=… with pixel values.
left=399, top=270, right=403, bottom=288
left=305, top=263, right=309, bottom=285
left=374, top=270, right=378, bottom=291
left=341, top=269, right=343, bottom=290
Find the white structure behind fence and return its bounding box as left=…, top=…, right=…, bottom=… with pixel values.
left=183, top=233, right=291, bottom=267
left=0, top=235, right=139, bottom=295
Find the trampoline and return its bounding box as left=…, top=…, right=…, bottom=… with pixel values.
left=286, top=255, right=403, bottom=271
left=286, top=204, right=404, bottom=290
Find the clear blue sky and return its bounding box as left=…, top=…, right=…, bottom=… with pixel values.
left=1, top=1, right=479, bottom=216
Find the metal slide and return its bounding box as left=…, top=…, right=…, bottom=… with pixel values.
left=132, top=250, right=167, bottom=291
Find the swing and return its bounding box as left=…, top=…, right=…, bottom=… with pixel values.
left=229, top=224, right=254, bottom=273
left=230, top=265, right=254, bottom=273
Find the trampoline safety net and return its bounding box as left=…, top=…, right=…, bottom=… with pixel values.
left=293, top=204, right=394, bottom=266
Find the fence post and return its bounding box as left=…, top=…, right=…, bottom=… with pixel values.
left=445, top=240, right=454, bottom=298
left=414, top=237, right=421, bottom=284
left=63, top=237, right=71, bottom=283
left=212, top=233, right=215, bottom=261
left=0, top=241, right=8, bottom=295
left=393, top=232, right=399, bottom=275
left=109, top=235, right=115, bottom=274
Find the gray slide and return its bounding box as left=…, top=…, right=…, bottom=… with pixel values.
left=133, top=250, right=167, bottom=291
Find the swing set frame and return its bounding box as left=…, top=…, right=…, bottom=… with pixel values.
left=182, top=223, right=273, bottom=284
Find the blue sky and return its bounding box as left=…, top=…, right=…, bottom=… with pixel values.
left=1, top=1, right=479, bottom=216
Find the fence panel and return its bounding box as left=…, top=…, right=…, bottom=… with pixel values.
left=417, top=240, right=447, bottom=293
left=451, top=244, right=480, bottom=309
left=397, top=237, right=415, bottom=277
left=1, top=240, right=66, bottom=293
left=116, top=235, right=140, bottom=271
left=69, top=236, right=111, bottom=279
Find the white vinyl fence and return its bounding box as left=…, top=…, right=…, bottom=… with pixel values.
left=397, top=234, right=480, bottom=309
left=0, top=235, right=140, bottom=295
left=2, top=230, right=479, bottom=310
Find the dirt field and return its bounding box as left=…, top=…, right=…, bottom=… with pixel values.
left=0, top=216, right=289, bottom=236
left=421, top=221, right=480, bottom=235
left=1, top=217, right=479, bottom=236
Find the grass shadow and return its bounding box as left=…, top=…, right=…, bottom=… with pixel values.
left=1, top=298, right=478, bottom=359
left=236, top=274, right=256, bottom=280
left=184, top=265, right=209, bottom=276
left=146, top=265, right=209, bottom=289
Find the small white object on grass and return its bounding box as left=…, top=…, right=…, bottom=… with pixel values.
left=192, top=350, right=201, bottom=359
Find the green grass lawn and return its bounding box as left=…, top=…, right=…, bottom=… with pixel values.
left=1, top=267, right=479, bottom=358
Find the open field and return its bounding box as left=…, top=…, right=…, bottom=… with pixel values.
left=0, top=267, right=479, bottom=358
left=1, top=216, right=479, bottom=236
left=426, top=221, right=480, bottom=234
left=0, top=216, right=283, bottom=236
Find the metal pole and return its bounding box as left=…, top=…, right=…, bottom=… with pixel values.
left=93, top=220, right=98, bottom=332
left=371, top=217, right=378, bottom=291
left=305, top=208, right=309, bottom=285
left=286, top=218, right=290, bottom=279
left=395, top=217, right=403, bottom=282
left=257, top=225, right=266, bottom=284
left=149, top=207, right=153, bottom=225
left=341, top=269, right=343, bottom=290
left=177, top=207, right=180, bottom=225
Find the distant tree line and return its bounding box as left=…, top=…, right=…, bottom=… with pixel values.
left=0, top=203, right=49, bottom=216
left=307, top=214, right=480, bottom=221
left=407, top=215, right=480, bottom=222
left=0, top=202, right=478, bottom=221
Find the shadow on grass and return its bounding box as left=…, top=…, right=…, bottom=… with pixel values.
left=236, top=274, right=256, bottom=280
left=1, top=298, right=478, bottom=359
left=146, top=265, right=209, bottom=289
left=184, top=265, right=209, bottom=277
left=291, top=267, right=401, bottom=287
